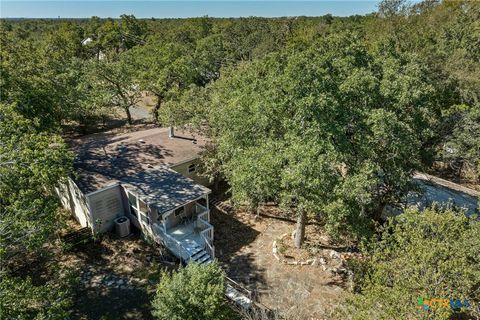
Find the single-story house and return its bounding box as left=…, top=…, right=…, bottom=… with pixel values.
left=56, top=127, right=215, bottom=264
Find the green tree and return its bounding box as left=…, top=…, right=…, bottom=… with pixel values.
left=0, top=104, right=74, bottom=319
left=127, top=41, right=196, bottom=123
left=369, top=0, right=480, bottom=180
left=152, top=262, right=230, bottom=320
left=193, top=34, right=226, bottom=85
left=0, top=22, right=107, bottom=131
left=163, top=33, right=435, bottom=246
left=0, top=103, right=73, bottom=263
left=341, top=208, right=480, bottom=320
left=93, top=56, right=141, bottom=125
left=96, top=18, right=122, bottom=56
left=0, top=271, right=76, bottom=320
left=118, top=14, right=147, bottom=50
left=441, top=104, right=480, bottom=180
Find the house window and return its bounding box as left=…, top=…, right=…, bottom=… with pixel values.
left=128, top=193, right=137, bottom=207
left=138, top=199, right=148, bottom=213
left=130, top=207, right=138, bottom=218
left=140, top=214, right=150, bottom=225
left=127, top=192, right=137, bottom=218
left=174, top=207, right=184, bottom=217
left=188, top=163, right=196, bottom=173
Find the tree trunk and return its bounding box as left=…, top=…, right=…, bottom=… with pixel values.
left=125, top=106, right=133, bottom=125
left=153, top=94, right=162, bottom=125
left=294, top=210, right=306, bottom=249
left=373, top=201, right=387, bottom=221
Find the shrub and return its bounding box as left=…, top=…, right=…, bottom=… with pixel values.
left=340, top=208, right=480, bottom=320
left=152, top=262, right=231, bottom=320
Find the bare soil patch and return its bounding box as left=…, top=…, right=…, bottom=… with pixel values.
left=212, top=203, right=348, bottom=320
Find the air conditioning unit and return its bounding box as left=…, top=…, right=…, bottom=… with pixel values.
left=114, top=216, right=131, bottom=238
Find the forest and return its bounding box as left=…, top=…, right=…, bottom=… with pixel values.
left=1, top=0, right=479, bottom=319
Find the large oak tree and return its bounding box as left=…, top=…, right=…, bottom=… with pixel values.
left=162, top=33, right=435, bottom=246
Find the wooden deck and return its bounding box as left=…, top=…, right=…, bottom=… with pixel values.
left=152, top=221, right=214, bottom=264
left=168, top=223, right=204, bottom=256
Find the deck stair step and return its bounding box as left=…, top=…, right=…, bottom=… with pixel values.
left=186, top=246, right=203, bottom=256
left=197, top=254, right=211, bottom=264
left=209, top=197, right=233, bottom=213
left=191, top=250, right=207, bottom=260
left=188, top=248, right=212, bottom=265
left=62, top=227, right=92, bottom=247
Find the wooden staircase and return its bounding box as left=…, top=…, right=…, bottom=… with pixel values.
left=209, top=196, right=234, bottom=213
left=185, top=243, right=213, bottom=265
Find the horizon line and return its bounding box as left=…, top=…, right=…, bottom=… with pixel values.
left=0, top=0, right=383, bottom=19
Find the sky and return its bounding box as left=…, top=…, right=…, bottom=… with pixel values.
left=0, top=0, right=385, bottom=18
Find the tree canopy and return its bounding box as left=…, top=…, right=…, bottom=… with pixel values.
left=161, top=32, right=438, bottom=244
left=0, top=104, right=74, bottom=318
left=152, top=262, right=232, bottom=320
left=0, top=1, right=479, bottom=317
left=341, top=208, right=480, bottom=319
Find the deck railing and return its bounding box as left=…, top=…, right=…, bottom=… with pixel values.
left=225, top=276, right=252, bottom=300
left=201, top=233, right=215, bottom=260
left=152, top=223, right=190, bottom=261
left=196, top=205, right=215, bottom=259
left=195, top=203, right=209, bottom=218
left=153, top=204, right=215, bottom=262
left=196, top=210, right=213, bottom=238
left=200, top=225, right=214, bottom=242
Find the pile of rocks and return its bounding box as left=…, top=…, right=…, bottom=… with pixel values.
left=272, top=233, right=317, bottom=266
left=271, top=235, right=357, bottom=278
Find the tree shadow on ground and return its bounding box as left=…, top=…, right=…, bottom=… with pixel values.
left=70, top=238, right=115, bottom=266
left=212, top=207, right=259, bottom=262
left=211, top=207, right=269, bottom=294
left=67, top=232, right=170, bottom=320
left=62, top=115, right=154, bottom=137
left=72, top=286, right=154, bottom=320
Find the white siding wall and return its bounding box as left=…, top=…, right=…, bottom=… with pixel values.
left=170, top=159, right=210, bottom=187
left=56, top=160, right=210, bottom=237
left=56, top=178, right=91, bottom=228
left=87, top=184, right=125, bottom=234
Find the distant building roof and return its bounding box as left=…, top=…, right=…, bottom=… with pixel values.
left=81, top=37, right=93, bottom=45
left=122, top=166, right=210, bottom=214
left=71, top=127, right=207, bottom=193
